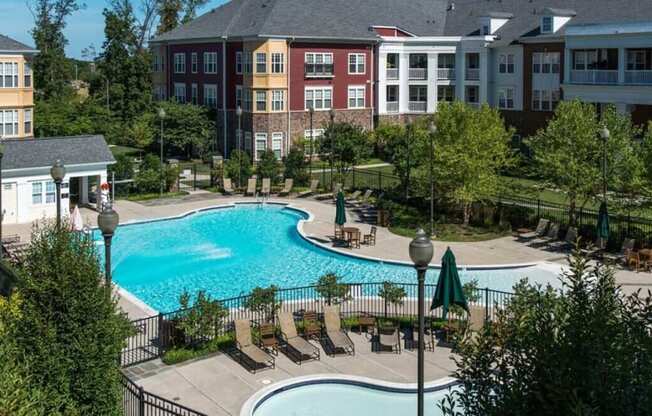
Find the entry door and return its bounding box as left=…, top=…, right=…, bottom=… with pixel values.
left=1, top=183, right=18, bottom=224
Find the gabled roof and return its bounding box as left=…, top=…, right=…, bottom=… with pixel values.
left=2, top=135, right=115, bottom=171
left=0, top=34, right=37, bottom=53
left=544, top=8, right=578, bottom=17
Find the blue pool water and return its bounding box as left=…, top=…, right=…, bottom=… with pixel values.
left=104, top=204, right=560, bottom=312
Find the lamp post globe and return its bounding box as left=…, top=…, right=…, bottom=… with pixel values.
left=50, top=160, right=66, bottom=228
left=236, top=106, right=243, bottom=118
left=600, top=125, right=610, bottom=141
left=97, top=206, right=119, bottom=288
left=158, top=107, right=166, bottom=119
left=409, top=229, right=434, bottom=268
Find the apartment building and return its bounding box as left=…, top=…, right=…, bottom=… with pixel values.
left=150, top=0, right=652, bottom=156
left=0, top=34, right=37, bottom=139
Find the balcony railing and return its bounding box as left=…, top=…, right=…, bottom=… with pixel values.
left=408, top=68, right=427, bottom=80
left=466, top=101, right=480, bottom=108
left=625, top=70, right=652, bottom=85
left=386, top=102, right=399, bottom=113
left=465, top=68, right=480, bottom=81
left=408, top=101, right=427, bottom=112
left=570, top=70, right=618, bottom=85
left=304, top=63, right=334, bottom=77
left=386, top=68, right=399, bottom=80
left=437, top=68, right=455, bottom=80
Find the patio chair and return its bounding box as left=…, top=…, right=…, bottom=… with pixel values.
left=261, top=178, right=271, bottom=197
left=363, top=226, right=377, bottom=246
left=376, top=324, right=401, bottom=354
left=234, top=319, right=275, bottom=373
left=602, top=239, right=635, bottom=265
left=323, top=305, right=355, bottom=356
left=352, top=189, right=374, bottom=208
left=349, top=229, right=361, bottom=249
left=222, top=178, right=234, bottom=195
left=530, top=222, right=559, bottom=246
left=345, top=190, right=362, bottom=204
left=547, top=226, right=577, bottom=251
left=334, top=224, right=344, bottom=241
left=579, top=235, right=608, bottom=259
left=302, top=310, right=322, bottom=340
left=315, top=183, right=341, bottom=201
left=298, top=179, right=319, bottom=198
left=245, top=178, right=257, bottom=196
left=411, top=319, right=435, bottom=351
left=518, top=219, right=549, bottom=240
left=277, top=312, right=320, bottom=365
left=259, top=323, right=279, bottom=356
left=278, top=178, right=293, bottom=196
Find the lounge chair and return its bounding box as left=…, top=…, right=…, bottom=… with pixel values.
left=315, top=183, right=341, bottom=201
left=261, top=178, right=271, bottom=197
left=411, top=319, right=435, bottom=351
left=278, top=312, right=320, bottom=364
left=245, top=178, right=257, bottom=196
left=363, top=226, right=377, bottom=246
left=353, top=189, right=374, bottom=207
left=345, top=190, right=362, bottom=204
left=298, top=179, right=319, bottom=198
left=222, top=178, right=234, bottom=195
left=547, top=226, right=577, bottom=251
left=602, top=239, right=635, bottom=265
left=302, top=310, right=322, bottom=340
left=518, top=218, right=549, bottom=240
left=580, top=235, right=609, bottom=258
left=530, top=222, right=559, bottom=246
left=463, top=306, right=486, bottom=343
left=323, top=305, right=355, bottom=356
left=377, top=324, right=401, bottom=354
left=234, top=319, right=275, bottom=373
left=278, top=178, right=293, bottom=196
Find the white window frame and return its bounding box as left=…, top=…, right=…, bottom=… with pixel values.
left=0, top=109, right=19, bottom=137
left=0, top=62, right=19, bottom=88
left=272, top=132, right=283, bottom=159
left=499, top=54, right=515, bottom=74
left=304, top=87, right=333, bottom=110
left=174, top=53, right=186, bottom=73
left=204, top=84, right=217, bottom=108
left=191, top=83, right=198, bottom=105
left=498, top=87, right=514, bottom=109
left=256, top=52, right=267, bottom=73
left=304, top=129, right=325, bottom=142
left=255, top=90, right=267, bottom=111
left=541, top=16, right=553, bottom=34
left=243, top=53, right=253, bottom=74
left=235, top=52, right=243, bottom=74
left=174, top=83, right=186, bottom=103
left=235, top=86, right=243, bottom=109
left=24, top=108, right=32, bottom=135
left=243, top=88, right=252, bottom=111
left=271, top=53, right=284, bottom=73
left=348, top=53, right=365, bottom=74
left=271, top=90, right=284, bottom=112
left=244, top=131, right=252, bottom=152
left=31, top=182, right=43, bottom=205
left=347, top=86, right=365, bottom=109
left=305, top=52, right=333, bottom=65
left=437, top=85, right=454, bottom=102
left=191, top=52, right=198, bottom=73
left=204, top=52, right=217, bottom=74
left=255, top=133, right=267, bottom=160
left=532, top=89, right=560, bottom=111
left=24, top=62, right=32, bottom=87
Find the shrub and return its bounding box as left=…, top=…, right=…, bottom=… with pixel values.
left=256, top=149, right=281, bottom=184
left=315, top=273, right=351, bottom=305
left=283, top=148, right=309, bottom=186
left=378, top=281, right=407, bottom=317
left=224, top=149, right=252, bottom=188
left=109, top=153, right=134, bottom=180
left=243, top=286, right=282, bottom=323
left=176, top=290, right=228, bottom=343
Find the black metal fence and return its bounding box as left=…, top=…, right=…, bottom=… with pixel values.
left=313, top=167, right=400, bottom=193
left=122, top=373, right=207, bottom=416
left=121, top=282, right=514, bottom=368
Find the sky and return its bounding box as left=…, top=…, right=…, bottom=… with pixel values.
left=2, top=0, right=227, bottom=59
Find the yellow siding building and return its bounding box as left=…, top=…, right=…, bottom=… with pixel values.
left=0, top=34, right=37, bottom=139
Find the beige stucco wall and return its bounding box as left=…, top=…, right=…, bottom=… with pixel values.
left=242, top=40, right=288, bottom=114
left=0, top=53, right=34, bottom=138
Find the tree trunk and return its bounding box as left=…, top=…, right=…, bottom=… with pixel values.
left=569, top=196, right=577, bottom=226
left=463, top=203, right=472, bottom=226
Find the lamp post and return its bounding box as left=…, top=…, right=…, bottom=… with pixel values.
left=158, top=107, right=166, bottom=196
left=428, top=122, right=437, bottom=236
left=309, top=106, right=315, bottom=176
left=600, top=125, right=610, bottom=202
left=405, top=122, right=412, bottom=200
left=236, top=106, right=243, bottom=187
left=97, top=204, right=119, bottom=289
left=50, top=160, right=65, bottom=228
left=409, top=230, right=434, bottom=416
left=329, top=108, right=335, bottom=190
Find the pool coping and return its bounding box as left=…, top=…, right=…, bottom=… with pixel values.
left=239, top=374, right=459, bottom=416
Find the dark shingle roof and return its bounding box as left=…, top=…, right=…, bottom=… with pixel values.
left=2, top=135, right=115, bottom=171
left=0, top=34, right=37, bottom=52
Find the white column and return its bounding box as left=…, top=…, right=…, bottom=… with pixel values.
left=456, top=50, right=466, bottom=101
left=80, top=176, right=89, bottom=204
left=378, top=52, right=387, bottom=115
left=479, top=49, right=489, bottom=105
left=618, top=47, right=626, bottom=85
left=427, top=53, right=438, bottom=112
left=399, top=53, right=410, bottom=113
left=564, top=47, right=572, bottom=85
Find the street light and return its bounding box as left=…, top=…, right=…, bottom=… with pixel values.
left=600, top=125, right=610, bottom=201
left=236, top=106, right=243, bottom=188
left=409, top=229, right=434, bottom=416
left=158, top=107, right=166, bottom=197
left=309, top=106, right=315, bottom=176
left=329, top=108, right=335, bottom=190
left=50, top=160, right=65, bottom=228
left=97, top=204, right=119, bottom=289
left=428, top=121, right=437, bottom=237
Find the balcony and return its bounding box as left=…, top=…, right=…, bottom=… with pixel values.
left=625, top=70, right=652, bottom=85
left=408, top=68, right=427, bottom=80
left=570, top=70, right=618, bottom=85
left=304, top=63, right=334, bottom=78
left=408, top=101, right=427, bottom=112
left=465, top=68, right=480, bottom=81
left=386, top=102, right=399, bottom=113
left=386, top=68, right=399, bottom=80
left=437, top=68, right=455, bottom=80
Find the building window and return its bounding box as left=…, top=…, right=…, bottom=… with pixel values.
left=348, top=53, right=365, bottom=74
left=255, top=91, right=267, bottom=111
left=541, top=16, right=553, bottom=33
left=174, top=53, right=186, bottom=73
left=271, top=90, right=284, bottom=111
left=0, top=62, right=18, bottom=88
left=236, top=86, right=243, bottom=109
left=154, top=85, right=166, bottom=101
left=243, top=53, right=253, bottom=73
left=498, top=88, right=514, bottom=109
left=572, top=49, right=617, bottom=71
left=32, top=182, right=42, bottom=204
left=532, top=89, right=560, bottom=111
left=24, top=109, right=32, bottom=135
left=305, top=53, right=334, bottom=76
left=465, top=85, right=479, bottom=104
left=256, top=53, right=267, bottom=73
left=0, top=110, right=18, bottom=136
left=482, top=24, right=490, bottom=35
left=533, top=52, right=560, bottom=74
left=409, top=85, right=427, bottom=101
left=236, top=52, right=243, bottom=74
left=499, top=54, right=515, bottom=74
left=24, top=62, right=32, bottom=87
left=304, top=129, right=325, bottom=142
left=272, top=132, right=283, bottom=159
left=437, top=85, right=454, bottom=102
left=438, top=54, right=455, bottom=68
left=347, top=86, right=365, bottom=109
left=191, top=53, right=198, bottom=73
left=174, top=83, right=186, bottom=103
left=204, top=84, right=217, bottom=108
left=244, top=132, right=252, bottom=152
left=45, top=181, right=56, bottom=203
left=305, top=87, right=332, bottom=110
left=191, top=83, right=198, bottom=105
left=627, top=49, right=652, bottom=71
left=204, top=52, right=217, bottom=74
left=271, top=53, right=284, bottom=73
left=255, top=133, right=267, bottom=160
left=387, top=85, right=398, bottom=102
left=243, top=88, right=253, bottom=111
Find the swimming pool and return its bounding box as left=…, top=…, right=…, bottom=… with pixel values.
left=104, top=203, right=561, bottom=312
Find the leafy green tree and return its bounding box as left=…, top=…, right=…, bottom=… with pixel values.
left=319, top=122, right=372, bottom=179
left=5, top=221, right=132, bottom=415
left=440, top=252, right=652, bottom=416
left=283, top=147, right=309, bottom=186
left=109, top=153, right=134, bottom=180
left=224, top=150, right=253, bottom=188
left=374, top=122, right=425, bottom=198
left=177, top=290, right=228, bottom=341
left=378, top=281, right=406, bottom=318
left=155, top=101, right=216, bottom=158
left=427, top=102, right=513, bottom=225
left=34, top=96, right=110, bottom=138
left=156, top=0, right=209, bottom=33
left=243, top=286, right=281, bottom=323
left=639, top=122, right=652, bottom=186
left=315, top=273, right=351, bottom=306
left=257, top=149, right=281, bottom=184
left=128, top=112, right=155, bottom=149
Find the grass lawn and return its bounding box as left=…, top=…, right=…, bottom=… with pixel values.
left=311, top=157, right=386, bottom=170
left=390, top=223, right=512, bottom=242
left=125, top=191, right=188, bottom=202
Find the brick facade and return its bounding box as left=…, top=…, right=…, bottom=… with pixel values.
left=289, top=109, right=373, bottom=143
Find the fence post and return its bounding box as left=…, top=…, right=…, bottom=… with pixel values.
left=193, top=164, right=197, bottom=191
left=378, top=171, right=382, bottom=191
left=484, top=288, right=489, bottom=322
left=138, top=386, right=145, bottom=416
left=157, top=313, right=165, bottom=356
left=537, top=198, right=541, bottom=219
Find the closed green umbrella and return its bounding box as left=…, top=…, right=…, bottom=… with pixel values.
left=431, top=247, right=468, bottom=319
left=597, top=201, right=610, bottom=248
left=335, top=191, right=346, bottom=226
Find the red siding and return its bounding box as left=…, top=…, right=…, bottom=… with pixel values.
left=225, top=42, right=243, bottom=109
left=169, top=43, right=223, bottom=106
left=373, top=27, right=412, bottom=37
left=289, top=42, right=373, bottom=111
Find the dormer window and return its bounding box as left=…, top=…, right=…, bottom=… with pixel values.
left=541, top=16, right=553, bottom=33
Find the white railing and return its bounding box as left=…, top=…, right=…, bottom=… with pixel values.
left=466, top=102, right=480, bottom=108
left=408, top=101, right=427, bottom=112
left=437, top=68, right=455, bottom=80
left=570, top=70, right=618, bottom=85
left=386, top=68, right=399, bottom=80
left=465, top=68, right=480, bottom=81
left=386, top=102, right=399, bottom=113
left=408, top=68, right=427, bottom=80
left=625, top=70, right=652, bottom=85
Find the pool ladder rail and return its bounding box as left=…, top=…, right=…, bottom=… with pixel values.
left=255, top=192, right=270, bottom=205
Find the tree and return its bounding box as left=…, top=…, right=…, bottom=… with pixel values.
left=257, top=149, right=281, bottom=184
left=109, top=153, right=135, bottom=180
left=315, top=273, right=350, bottom=306
left=177, top=290, right=228, bottom=341
left=377, top=281, right=406, bottom=318
left=283, top=147, right=309, bottom=186
left=34, top=95, right=111, bottom=138
left=428, top=102, right=513, bottom=225
left=440, top=251, right=652, bottom=416
left=224, top=150, right=252, bottom=188
left=156, top=0, right=209, bottom=34
left=642, top=123, right=652, bottom=185
left=243, top=286, right=281, bottom=323
left=319, top=122, right=372, bottom=179
left=154, top=101, right=216, bottom=158
left=4, top=221, right=132, bottom=415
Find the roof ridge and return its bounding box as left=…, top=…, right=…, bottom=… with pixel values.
left=224, top=0, right=252, bottom=36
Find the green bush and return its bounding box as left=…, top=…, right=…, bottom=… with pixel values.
left=283, top=148, right=310, bottom=186
left=378, top=281, right=407, bottom=317
left=177, top=290, right=228, bottom=343
left=256, top=149, right=281, bottom=184
left=162, top=334, right=235, bottom=365
left=315, top=273, right=351, bottom=305
left=224, top=149, right=252, bottom=188
left=243, top=286, right=281, bottom=323
left=109, top=153, right=134, bottom=180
